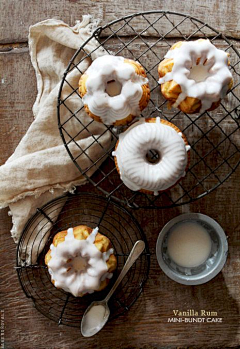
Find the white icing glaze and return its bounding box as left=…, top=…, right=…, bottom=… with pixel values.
left=159, top=40, right=233, bottom=112
left=167, top=221, right=212, bottom=268
left=113, top=117, right=190, bottom=194
left=82, top=55, right=148, bottom=124
left=82, top=304, right=106, bottom=334
left=47, top=227, right=114, bottom=297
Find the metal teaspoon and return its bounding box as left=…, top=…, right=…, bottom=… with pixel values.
left=81, top=240, right=145, bottom=337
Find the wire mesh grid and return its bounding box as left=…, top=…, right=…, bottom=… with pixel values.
left=58, top=11, right=240, bottom=208
left=16, top=193, right=150, bottom=327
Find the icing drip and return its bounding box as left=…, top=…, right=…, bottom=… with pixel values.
left=159, top=40, right=233, bottom=112
left=82, top=55, right=148, bottom=124
left=113, top=118, right=190, bottom=194
left=48, top=227, right=113, bottom=297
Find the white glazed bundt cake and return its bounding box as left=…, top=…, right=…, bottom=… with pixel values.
left=112, top=117, right=190, bottom=195
left=45, top=225, right=117, bottom=297
left=158, top=39, right=233, bottom=114
left=79, top=55, right=150, bottom=125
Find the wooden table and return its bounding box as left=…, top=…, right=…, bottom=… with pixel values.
left=1, top=1, right=240, bottom=348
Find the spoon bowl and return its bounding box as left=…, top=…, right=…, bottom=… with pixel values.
left=81, top=300, right=110, bottom=337
left=81, top=240, right=145, bottom=337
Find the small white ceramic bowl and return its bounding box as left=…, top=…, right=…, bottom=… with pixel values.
left=156, top=213, right=228, bottom=285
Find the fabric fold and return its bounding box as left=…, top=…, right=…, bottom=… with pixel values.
left=0, top=16, right=110, bottom=242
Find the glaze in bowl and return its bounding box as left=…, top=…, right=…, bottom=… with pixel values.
left=156, top=213, right=228, bottom=285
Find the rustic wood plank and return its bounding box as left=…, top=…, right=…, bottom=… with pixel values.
left=0, top=10, right=240, bottom=348
left=1, top=0, right=240, bottom=44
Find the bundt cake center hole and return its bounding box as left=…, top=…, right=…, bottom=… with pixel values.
left=71, top=255, right=87, bottom=272
left=146, top=149, right=161, bottom=164
left=189, top=64, right=209, bottom=83
left=105, top=79, right=122, bottom=97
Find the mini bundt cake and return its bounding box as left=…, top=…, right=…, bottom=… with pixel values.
left=112, top=117, right=190, bottom=195
left=158, top=39, right=233, bottom=114
left=45, top=225, right=117, bottom=297
left=79, top=55, right=150, bottom=126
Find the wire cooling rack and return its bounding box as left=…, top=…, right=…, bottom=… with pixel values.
left=58, top=11, right=240, bottom=208
left=16, top=193, right=150, bottom=327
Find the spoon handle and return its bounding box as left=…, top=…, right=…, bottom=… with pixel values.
left=105, top=240, right=145, bottom=303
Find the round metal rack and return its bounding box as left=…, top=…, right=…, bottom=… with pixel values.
left=57, top=11, right=240, bottom=208
left=16, top=193, right=150, bottom=327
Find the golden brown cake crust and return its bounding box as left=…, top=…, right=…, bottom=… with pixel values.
left=45, top=225, right=117, bottom=296
left=114, top=118, right=190, bottom=195
left=78, top=57, right=150, bottom=126
left=158, top=39, right=233, bottom=114
left=124, top=59, right=150, bottom=115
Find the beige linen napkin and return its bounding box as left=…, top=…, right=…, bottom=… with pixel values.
left=0, top=16, right=111, bottom=243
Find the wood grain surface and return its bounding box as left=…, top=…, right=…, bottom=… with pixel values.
left=0, top=1, right=240, bottom=348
